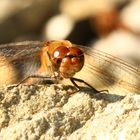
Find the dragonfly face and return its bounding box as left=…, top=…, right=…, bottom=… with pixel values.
left=50, top=45, right=84, bottom=78
left=39, top=40, right=84, bottom=79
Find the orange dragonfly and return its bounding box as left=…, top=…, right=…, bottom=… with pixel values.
left=0, top=40, right=139, bottom=94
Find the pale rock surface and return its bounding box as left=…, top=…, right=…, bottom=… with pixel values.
left=60, top=0, right=128, bottom=21
left=0, top=84, right=139, bottom=140
left=92, top=30, right=140, bottom=67
left=121, top=0, right=140, bottom=33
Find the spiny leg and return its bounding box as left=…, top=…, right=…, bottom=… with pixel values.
left=70, top=77, right=108, bottom=93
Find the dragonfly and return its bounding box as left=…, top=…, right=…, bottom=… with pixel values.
left=0, top=40, right=139, bottom=94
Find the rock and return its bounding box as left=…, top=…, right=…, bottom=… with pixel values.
left=92, top=30, right=140, bottom=67
left=44, top=14, right=75, bottom=40
left=121, top=0, right=140, bottom=33
left=0, top=84, right=139, bottom=139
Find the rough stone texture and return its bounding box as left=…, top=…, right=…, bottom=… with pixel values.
left=0, top=84, right=139, bottom=140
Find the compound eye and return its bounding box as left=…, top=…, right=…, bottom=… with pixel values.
left=69, top=47, right=83, bottom=56
left=53, top=46, right=69, bottom=59
left=52, top=46, right=69, bottom=66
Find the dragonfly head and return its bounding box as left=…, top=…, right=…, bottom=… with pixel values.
left=51, top=45, right=84, bottom=78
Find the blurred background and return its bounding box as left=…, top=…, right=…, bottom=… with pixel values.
left=0, top=0, right=140, bottom=67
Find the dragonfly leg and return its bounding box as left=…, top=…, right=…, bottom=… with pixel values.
left=7, top=75, right=56, bottom=89
left=19, top=75, right=54, bottom=84
left=70, top=77, right=108, bottom=93
left=70, top=78, right=80, bottom=92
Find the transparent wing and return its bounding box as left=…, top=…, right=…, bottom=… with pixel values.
left=0, top=41, right=44, bottom=60
left=0, top=41, right=44, bottom=85
left=74, top=46, right=140, bottom=94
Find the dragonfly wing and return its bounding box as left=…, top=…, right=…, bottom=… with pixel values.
left=0, top=41, right=44, bottom=60
left=0, top=41, right=51, bottom=85
left=74, top=46, right=140, bottom=94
